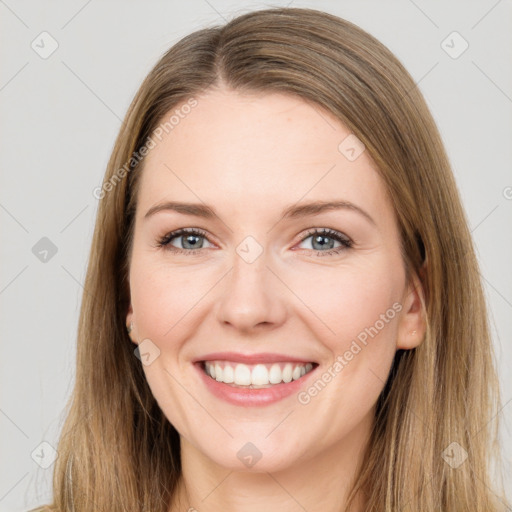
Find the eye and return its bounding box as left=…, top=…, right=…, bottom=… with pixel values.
left=296, top=228, right=353, bottom=256
left=157, top=228, right=213, bottom=255
left=156, top=227, right=353, bottom=257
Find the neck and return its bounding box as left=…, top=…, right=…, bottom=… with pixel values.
left=169, top=411, right=373, bottom=512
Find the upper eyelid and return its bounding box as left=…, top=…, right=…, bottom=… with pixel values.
left=159, top=227, right=212, bottom=244
left=301, top=227, right=351, bottom=241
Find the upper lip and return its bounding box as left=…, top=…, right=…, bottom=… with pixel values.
left=193, top=352, right=317, bottom=365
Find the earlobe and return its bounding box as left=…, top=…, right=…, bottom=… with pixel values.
left=126, top=304, right=137, bottom=345
left=396, top=270, right=427, bottom=350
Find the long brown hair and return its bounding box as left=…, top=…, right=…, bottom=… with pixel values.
left=32, top=7, right=509, bottom=511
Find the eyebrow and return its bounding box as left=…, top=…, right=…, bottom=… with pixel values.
left=144, top=200, right=376, bottom=226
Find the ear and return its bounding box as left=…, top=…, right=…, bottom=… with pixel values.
left=396, top=268, right=427, bottom=350
left=126, top=303, right=138, bottom=345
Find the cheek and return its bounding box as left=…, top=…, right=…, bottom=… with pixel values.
left=295, top=259, right=403, bottom=346
left=290, top=263, right=403, bottom=436
left=292, top=256, right=404, bottom=411
left=129, top=255, right=202, bottom=340
left=128, top=256, right=205, bottom=432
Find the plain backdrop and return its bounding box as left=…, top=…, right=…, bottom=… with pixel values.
left=1, top=0, right=511, bottom=510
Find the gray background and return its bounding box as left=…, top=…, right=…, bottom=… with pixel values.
left=0, top=0, right=511, bottom=510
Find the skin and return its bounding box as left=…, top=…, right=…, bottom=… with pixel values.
left=126, top=86, right=426, bottom=512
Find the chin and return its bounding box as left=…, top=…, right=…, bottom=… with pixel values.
left=191, top=433, right=309, bottom=473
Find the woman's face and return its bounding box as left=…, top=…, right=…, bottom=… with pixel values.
left=126, top=87, right=424, bottom=472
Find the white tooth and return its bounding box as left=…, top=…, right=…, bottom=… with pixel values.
left=305, top=363, right=313, bottom=373
left=223, top=364, right=234, bottom=383
left=269, top=364, right=282, bottom=384
left=207, top=362, right=216, bottom=379
left=251, top=364, right=270, bottom=385
left=300, top=366, right=306, bottom=377
left=234, top=363, right=252, bottom=385
left=282, top=363, right=293, bottom=383
left=292, top=365, right=302, bottom=380
left=215, top=363, right=223, bottom=382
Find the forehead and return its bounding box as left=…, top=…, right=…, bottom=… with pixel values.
left=136, top=89, right=390, bottom=223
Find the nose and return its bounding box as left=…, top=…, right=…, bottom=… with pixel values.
left=215, top=247, right=287, bottom=333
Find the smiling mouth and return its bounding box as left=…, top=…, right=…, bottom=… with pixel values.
left=200, top=360, right=318, bottom=388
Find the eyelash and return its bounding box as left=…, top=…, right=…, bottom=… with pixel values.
left=156, top=227, right=353, bottom=256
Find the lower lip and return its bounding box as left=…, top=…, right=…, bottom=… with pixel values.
left=194, top=362, right=317, bottom=406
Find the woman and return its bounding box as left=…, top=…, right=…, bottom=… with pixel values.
left=33, top=7, right=509, bottom=511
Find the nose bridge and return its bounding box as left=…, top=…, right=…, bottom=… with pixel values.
left=215, top=235, right=286, bottom=331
